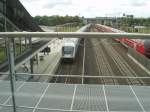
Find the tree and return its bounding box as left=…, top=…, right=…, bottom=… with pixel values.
left=33, top=15, right=84, bottom=26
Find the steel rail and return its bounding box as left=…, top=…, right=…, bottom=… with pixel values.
left=0, top=32, right=150, bottom=39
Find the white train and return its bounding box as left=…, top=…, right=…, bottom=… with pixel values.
left=61, top=24, right=91, bottom=61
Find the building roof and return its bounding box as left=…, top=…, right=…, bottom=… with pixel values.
left=5, top=0, right=43, bottom=31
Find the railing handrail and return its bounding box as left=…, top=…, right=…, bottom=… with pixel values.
left=1, top=72, right=150, bottom=79
left=0, top=32, right=150, bottom=39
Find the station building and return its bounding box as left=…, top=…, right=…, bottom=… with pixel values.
left=0, top=0, right=45, bottom=72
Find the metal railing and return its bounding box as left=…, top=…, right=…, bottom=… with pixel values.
left=1, top=31, right=150, bottom=112
left=1, top=73, right=150, bottom=79
left=0, top=32, right=150, bottom=38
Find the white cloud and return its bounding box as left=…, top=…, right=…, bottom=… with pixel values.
left=20, top=0, right=150, bottom=17
left=129, top=0, right=147, bottom=6
left=43, top=0, right=72, bottom=9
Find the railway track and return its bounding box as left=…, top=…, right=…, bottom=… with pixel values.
left=84, top=37, right=149, bottom=85
left=49, top=28, right=150, bottom=85
left=84, top=38, right=118, bottom=85
left=110, top=39, right=150, bottom=85
left=50, top=39, right=84, bottom=84
left=85, top=38, right=128, bottom=85
left=101, top=38, right=145, bottom=85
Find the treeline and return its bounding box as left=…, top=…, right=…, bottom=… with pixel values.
left=33, top=15, right=84, bottom=26
left=120, top=18, right=150, bottom=27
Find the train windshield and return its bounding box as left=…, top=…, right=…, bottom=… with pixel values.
left=63, top=46, right=74, bottom=55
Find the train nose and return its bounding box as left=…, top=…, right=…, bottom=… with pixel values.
left=144, top=40, right=150, bottom=58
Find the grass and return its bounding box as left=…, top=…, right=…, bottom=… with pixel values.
left=124, top=27, right=150, bottom=33
left=15, top=44, right=26, bottom=56
left=0, top=45, right=26, bottom=63
left=0, top=48, right=6, bottom=63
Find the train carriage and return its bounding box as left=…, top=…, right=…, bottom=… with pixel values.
left=61, top=24, right=91, bottom=61
left=95, top=24, right=150, bottom=58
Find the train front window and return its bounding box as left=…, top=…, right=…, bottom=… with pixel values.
left=63, top=46, right=74, bottom=55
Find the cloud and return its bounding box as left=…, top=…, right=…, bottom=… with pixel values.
left=20, top=0, right=40, bottom=2
left=43, top=0, right=72, bottom=9
left=20, top=0, right=150, bottom=17
left=129, top=0, right=147, bottom=7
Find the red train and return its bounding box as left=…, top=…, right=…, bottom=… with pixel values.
left=95, top=24, right=150, bottom=58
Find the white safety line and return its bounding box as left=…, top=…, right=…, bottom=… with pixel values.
left=3, top=82, right=26, bottom=105
left=0, top=81, right=25, bottom=110
left=82, top=39, right=86, bottom=84
left=70, top=84, right=77, bottom=110
left=16, top=82, right=26, bottom=91
left=102, top=85, right=109, bottom=112
left=32, top=83, right=50, bottom=112
left=129, top=86, right=145, bottom=112
left=1, top=104, right=106, bottom=112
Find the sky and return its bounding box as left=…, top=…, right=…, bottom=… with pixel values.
left=20, top=0, right=150, bottom=18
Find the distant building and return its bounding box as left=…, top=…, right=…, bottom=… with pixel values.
left=84, top=17, right=118, bottom=25
left=0, top=0, right=42, bottom=32
left=134, top=26, right=146, bottom=29
left=122, top=14, right=134, bottom=18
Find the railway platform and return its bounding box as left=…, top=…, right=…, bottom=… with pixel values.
left=33, top=39, right=62, bottom=74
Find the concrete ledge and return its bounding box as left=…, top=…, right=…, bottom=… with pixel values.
left=128, top=54, right=150, bottom=76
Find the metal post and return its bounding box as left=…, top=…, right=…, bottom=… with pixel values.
left=82, top=39, right=85, bottom=84
left=20, top=38, right=22, bottom=54
left=7, top=38, right=17, bottom=112
left=36, top=54, right=38, bottom=64
left=25, top=37, right=27, bottom=48
left=4, top=0, right=8, bottom=57
left=30, top=58, right=34, bottom=74
left=29, top=37, right=34, bottom=74
left=29, top=37, right=32, bottom=48
left=4, top=0, right=7, bottom=32
left=12, top=39, right=16, bottom=57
